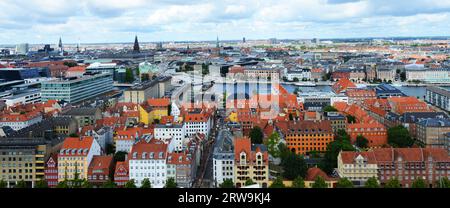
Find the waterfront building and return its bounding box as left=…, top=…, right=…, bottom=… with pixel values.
left=425, top=86, right=450, bottom=111
left=375, top=84, right=405, bottom=98
left=417, top=118, right=450, bottom=148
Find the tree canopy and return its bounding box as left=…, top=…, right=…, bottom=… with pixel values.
left=281, top=151, right=308, bottom=180
left=291, top=176, right=305, bottom=188
left=249, top=126, right=264, bottom=144
left=101, top=180, right=117, bottom=188
left=244, top=179, right=256, bottom=186
left=141, top=178, right=152, bottom=188
left=355, top=135, right=369, bottom=149
left=219, top=179, right=235, bottom=188
left=364, top=177, right=380, bottom=188
left=124, top=180, right=137, bottom=188
left=320, top=130, right=355, bottom=174
left=0, top=180, right=7, bottom=188
left=266, top=132, right=281, bottom=158
left=435, top=177, right=450, bottom=188
left=35, top=179, right=48, bottom=188
left=323, top=105, right=338, bottom=112
left=165, top=178, right=177, bottom=188
left=384, top=178, right=401, bottom=188
left=336, top=178, right=354, bottom=188
left=269, top=177, right=286, bottom=188
left=311, top=176, right=328, bottom=188
left=411, top=178, right=427, bottom=188
left=388, top=126, right=414, bottom=147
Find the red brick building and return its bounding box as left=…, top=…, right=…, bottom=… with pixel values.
left=87, top=155, right=114, bottom=187
left=114, top=161, right=129, bottom=187
left=347, top=122, right=387, bottom=147
left=44, top=154, right=58, bottom=188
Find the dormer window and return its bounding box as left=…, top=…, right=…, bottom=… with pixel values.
left=179, top=156, right=183, bottom=162
left=71, top=149, right=76, bottom=155
left=150, top=152, right=154, bottom=159
left=132, top=152, right=138, bottom=159
left=60, top=149, right=65, bottom=154
left=142, top=152, right=147, bottom=159
left=83, top=149, right=88, bottom=155
left=159, top=152, right=163, bottom=158
left=77, top=149, right=82, bottom=155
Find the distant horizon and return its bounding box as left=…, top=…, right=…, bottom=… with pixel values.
left=1, top=35, right=449, bottom=47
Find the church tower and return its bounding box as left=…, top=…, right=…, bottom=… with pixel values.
left=133, top=35, right=140, bottom=53
left=58, top=37, right=63, bottom=56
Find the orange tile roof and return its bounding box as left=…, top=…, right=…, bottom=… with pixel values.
left=67, top=66, right=86, bottom=72
left=60, top=137, right=94, bottom=156
left=129, top=139, right=168, bottom=160
left=147, top=98, right=170, bottom=107
left=332, top=78, right=356, bottom=94
left=88, top=155, right=113, bottom=172
left=305, top=167, right=333, bottom=181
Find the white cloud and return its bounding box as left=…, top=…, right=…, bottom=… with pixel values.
left=0, top=0, right=450, bottom=44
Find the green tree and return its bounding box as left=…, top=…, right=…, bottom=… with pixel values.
left=400, top=71, right=406, bottom=82
left=293, top=77, right=299, bottom=82
left=69, top=133, right=79, bottom=137
left=219, top=179, right=235, bottom=188
left=35, top=179, right=48, bottom=188
left=15, top=180, right=27, bottom=188
left=388, top=126, right=414, bottom=147
left=336, top=178, right=354, bottom=188
left=56, top=180, right=69, bottom=188
left=323, top=105, right=338, bottom=112
left=101, top=180, right=117, bottom=188
left=435, top=177, right=450, bottom=188
left=202, top=63, right=210, bottom=75
left=125, top=68, right=135, bottom=83
left=266, top=132, right=281, bottom=158
left=81, top=180, right=93, bottom=188
left=269, top=177, right=286, bottom=188
left=244, top=179, right=255, bottom=186
left=141, top=178, right=152, bottom=188
left=320, top=130, right=355, bottom=174
left=124, top=179, right=137, bottom=188
left=114, top=151, right=128, bottom=162
left=385, top=177, right=401, bottom=188
left=291, top=176, right=305, bottom=188
left=411, top=178, right=427, bottom=188
left=165, top=178, right=177, bottom=188
left=281, top=152, right=308, bottom=180
left=249, top=126, right=263, bottom=144
left=64, top=61, right=77, bottom=67
left=312, top=176, right=328, bottom=188
left=346, top=115, right=356, bottom=124
left=0, top=180, right=7, bottom=188
left=355, top=135, right=369, bottom=148
left=364, top=177, right=380, bottom=188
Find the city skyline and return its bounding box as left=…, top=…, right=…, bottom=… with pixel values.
left=1, top=0, right=450, bottom=44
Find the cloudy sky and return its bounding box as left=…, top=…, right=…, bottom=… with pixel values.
left=1, top=0, right=450, bottom=44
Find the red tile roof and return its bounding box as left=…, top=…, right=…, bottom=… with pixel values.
left=305, top=167, right=333, bottom=181
left=59, top=137, right=94, bottom=156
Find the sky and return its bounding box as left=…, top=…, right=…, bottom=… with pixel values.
left=1, top=0, right=450, bottom=44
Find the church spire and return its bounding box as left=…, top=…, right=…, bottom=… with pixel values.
left=133, top=35, right=140, bottom=53
left=216, top=35, right=220, bottom=48
left=58, top=37, right=63, bottom=56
